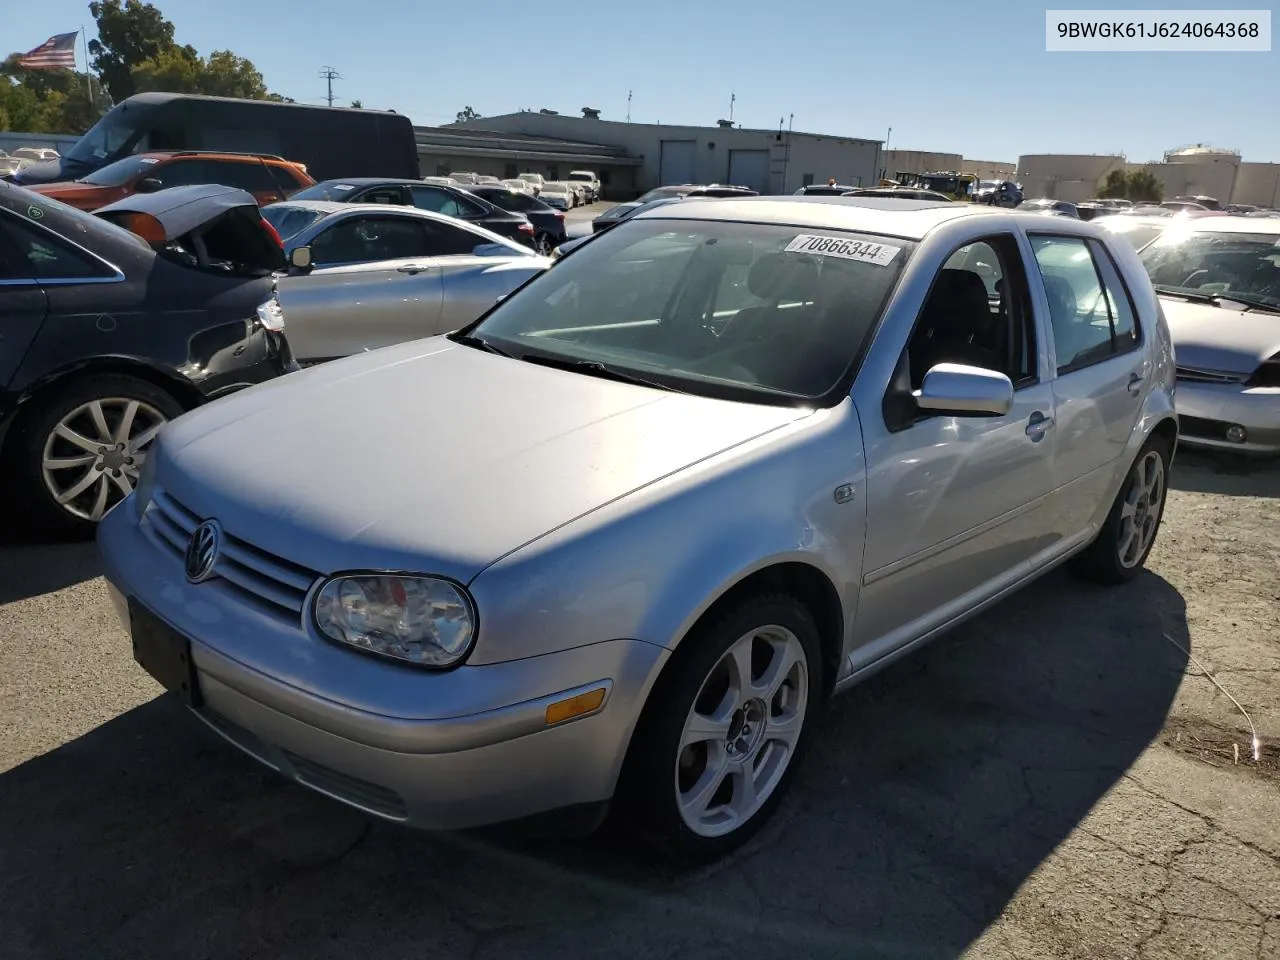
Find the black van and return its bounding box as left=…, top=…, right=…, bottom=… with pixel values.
left=10, top=93, right=420, bottom=186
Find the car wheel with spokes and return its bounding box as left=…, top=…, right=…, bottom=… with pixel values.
left=1070, top=435, right=1172, bottom=585
left=618, top=593, right=823, bottom=862
left=535, top=232, right=555, bottom=255
left=11, top=374, right=184, bottom=538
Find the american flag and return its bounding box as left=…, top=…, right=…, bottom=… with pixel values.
left=18, top=32, right=79, bottom=71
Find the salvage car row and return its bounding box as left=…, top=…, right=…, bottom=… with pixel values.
left=3, top=182, right=1278, bottom=863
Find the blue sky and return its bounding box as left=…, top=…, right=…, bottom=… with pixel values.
left=17, top=0, right=1278, bottom=163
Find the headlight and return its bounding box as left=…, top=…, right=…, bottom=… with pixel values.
left=314, top=574, right=476, bottom=668
left=255, top=296, right=286, bottom=332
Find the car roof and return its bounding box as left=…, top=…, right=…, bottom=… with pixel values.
left=637, top=196, right=1000, bottom=240
left=267, top=200, right=466, bottom=223
left=132, top=150, right=295, bottom=165
left=311, top=177, right=423, bottom=187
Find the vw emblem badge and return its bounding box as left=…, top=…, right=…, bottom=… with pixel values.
left=185, top=520, right=222, bottom=584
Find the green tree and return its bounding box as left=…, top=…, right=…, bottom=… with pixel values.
left=198, top=50, right=269, bottom=99
left=1127, top=169, right=1164, bottom=203
left=350, top=99, right=363, bottom=108
left=88, top=0, right=178, bottom=102
left=455, top=105, right=480, bottom=122
left=128, top=45, right=202, bottom=93
left=1097, top=169, right=1129, bottom=199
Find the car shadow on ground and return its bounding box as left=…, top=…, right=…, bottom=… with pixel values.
left=0, top=569, right=1188, bottom=960
left=1170, top=446, right=1280, bottom=498
left=0, top=531, right=101, bottom=606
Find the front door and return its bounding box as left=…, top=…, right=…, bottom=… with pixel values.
left=282, top=214, right=445, bottom=361
left=855, top=233, right=1056, bottom=664
left=1025, top=234, right=1148, bottom=534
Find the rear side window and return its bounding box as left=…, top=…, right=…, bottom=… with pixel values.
left=1029, top=235, right=1142, bottom=374
left=356, top=185, right=409, bottom=205
left=422, top=221, right=486, bottom=257
left=410, top=186, right=466, bottom=217
left=0, top=213, right=116, bottom=281
left=151, top=158, right=214, bottom=188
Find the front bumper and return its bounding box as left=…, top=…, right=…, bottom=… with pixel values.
left=97, top=504, right=668, bottom=829
left=1174, top=379, right=1280, bottom=454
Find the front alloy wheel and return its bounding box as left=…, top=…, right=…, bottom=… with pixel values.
left=676, top=626, right=809, bottom=838
left=41, top=398, right=166, bottom=522
left=619, top=593, right=823, bottom=862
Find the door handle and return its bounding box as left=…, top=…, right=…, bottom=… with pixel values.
left=1025, top=411, right=1054, bottom=439
left=1126, top=372, right=1144, bottom=396
left=396, top=264, right=429, bottom=275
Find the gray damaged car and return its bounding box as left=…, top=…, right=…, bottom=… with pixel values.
left=98, top=197, right=1178, bottom=861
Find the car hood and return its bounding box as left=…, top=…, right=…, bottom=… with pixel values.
left=27, top=180, right=112, bottom=202
left=1160, top=297, right=1280, bottom=373
left=155, top=339, right=810, bottom=582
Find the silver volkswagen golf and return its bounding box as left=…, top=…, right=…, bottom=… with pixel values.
left=97, top=197, right=1178, bottom=861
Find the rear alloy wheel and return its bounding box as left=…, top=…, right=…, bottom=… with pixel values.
left=13, top=374, right=184, bottom=537
left=619, top=594, right=822, bottom=862
left=535, top=232, right=555, bottom=255
left=1071, top=437, right=1171, bottom=585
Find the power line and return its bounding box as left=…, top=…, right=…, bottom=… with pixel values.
left=318, top=66, right=342, bottom=107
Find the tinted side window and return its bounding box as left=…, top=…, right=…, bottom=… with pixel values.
left=410, top=186, right=463, bottom=217
left=421, top=221, right=484, bottom=256
left=1029, top=235, right=1137, bottom=373
left=356, top=185, right=409, bottom=205
left=207, top=160, right=280, bottom=193
left=310, top=216, right=430, bottom=264
left=152, top=158, right=213, bottom=188
left=0, top=214, right=114, bottom=280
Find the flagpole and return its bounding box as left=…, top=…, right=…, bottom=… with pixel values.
left=80, top=25, right=93, bottom=109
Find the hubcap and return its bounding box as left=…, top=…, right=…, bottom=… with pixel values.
left=1117, top=449, right=1165, bottom=568
left=675, top=626, right=808, bottom=838
left=40, top=398, right=167, bottom=522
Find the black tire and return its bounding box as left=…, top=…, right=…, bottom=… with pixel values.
left=9, top=373, right=185, bottom=539
left=534, top=232, right=555, bottom=255
left=616, top=593, right=824, bottom=863
left=1070, top=435, right=1172, bottom=585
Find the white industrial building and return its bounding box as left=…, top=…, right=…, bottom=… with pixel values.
left=428, top=110, right=883, bottom=198
left=1016, top=146, right=1280, bottom=207
left=880, top=150, right=1016, bottom=183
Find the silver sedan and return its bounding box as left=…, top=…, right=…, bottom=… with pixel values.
left=261, top=201, right=551, bottom=363
left=1139, top=216, right=1280, bottom=453
left=98, top=198, right=1177, bottom=861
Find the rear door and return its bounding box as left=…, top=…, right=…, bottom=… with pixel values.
left=0, top=211, right=50, bottom=388
left=283, top=213, right=443, bottom=361
left=1025, top=233, right=1148, bottom=534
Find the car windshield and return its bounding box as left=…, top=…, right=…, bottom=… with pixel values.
left=1098, top=221, right=1166, bottom=251
left=66, top=109, right=140, bottom=162
left=471, top=218, right=911, bottom=403
left=288, top=181, right=361, bottom=202
left=79, top=154, right=163, bottom=187
left=569, top=173, right=592, bottom=181
left=261, top=204, right=326, bottom=240
left=1139, top=229, right=1280, bottom=308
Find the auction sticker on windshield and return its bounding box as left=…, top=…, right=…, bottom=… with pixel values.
left=785, top=234, right=901, bottom=265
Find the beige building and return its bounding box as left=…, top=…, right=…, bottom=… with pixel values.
left=1015, top=146, right=1280, bottom=207
left=880, top=150, right=1016, bottom=184
left=964, top=159, right=1017, bottom=180
left=445, top=110, right=882, bottom=198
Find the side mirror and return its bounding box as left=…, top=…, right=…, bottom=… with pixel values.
left=135, top=177, right=163, bottom=194
left=913, top=363, right=1013, bottom=417
left=290, top=245, right=312, bottom=269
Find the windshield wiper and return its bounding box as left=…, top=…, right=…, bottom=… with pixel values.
left=517, top=352, right=679, bottom=391
left=1156, top=288, right=1280, bottom=314
left=448, top=333, right=515, bottom=357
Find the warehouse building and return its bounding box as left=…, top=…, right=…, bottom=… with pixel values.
left=433, top=109, right=882, bottom=199
left=1016, top=146, right=1280, bottom=207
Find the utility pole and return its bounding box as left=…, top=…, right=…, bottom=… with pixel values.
left=729, top=92, right=735, bottom=123
left=626, top=90, right=632, bottom=123
left=318, top=66, right=342, bottom=107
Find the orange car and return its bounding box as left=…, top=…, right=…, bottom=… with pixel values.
left=27, top=151, right=315, bottom=212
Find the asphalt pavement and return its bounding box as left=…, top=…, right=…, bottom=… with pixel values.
left=2, top=417, right=1278, bottom=955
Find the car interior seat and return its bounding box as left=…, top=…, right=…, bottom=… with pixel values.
left=908, top=268, right=1001, bottom=387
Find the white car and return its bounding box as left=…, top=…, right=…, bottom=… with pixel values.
left=422, top=176, right=459, bottom=186
left=501, top=179, right=532, bottom=193
left=568, top=169, right=600, bottom=202
left=538, top=181, right=573, bottom=210
left=0, top=156, right=35, bottom=177
left=518, top=172, right=545, bottom=196
left=12, top=146, right=60, bottom=162
left=566, top=182, right=586, bottom=207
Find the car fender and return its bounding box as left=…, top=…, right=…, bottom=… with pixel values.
left=466, top=403, right=865, bottom=667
